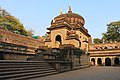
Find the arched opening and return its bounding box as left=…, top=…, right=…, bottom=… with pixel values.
left=55, top=35, right=62, bottom=47
left=104, top=47, right=107, bottom=49
left=97, top=58, right=102, bottom=66
left=79, top=41, right=81, bottom=47
left=96, top=47, right=98, bottom=50
left=114, top=57, right=119, bottom=65
left=55, top=35, right=62, bottom=44
left=91, top=58, right=95, bottom=66
left=115, top=46, right=118, bottom=49
left=109, top=46, right=113, bottom=49
left=105, top=58, right=111, bottom=66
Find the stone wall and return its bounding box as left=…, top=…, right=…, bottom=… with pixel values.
left=0, top=42, right=35, bottom=60
left=0, top=28, right=44, bottom=48
left=0, top=28, right=44, bottom=60
left=89, top=42, right=120, bottom=51
left=3, top=53, right=34, bottom=60
left=89, top=42, right=120, bottom=66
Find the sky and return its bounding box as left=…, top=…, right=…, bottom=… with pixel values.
left=0, top=0, right=120, bottom=40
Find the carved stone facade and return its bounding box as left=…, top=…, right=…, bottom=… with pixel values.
left=44, top=7, right=91, bottom=66
left=0, top=28, right=44, bottom=48
left=0, top=28, right=44, bottom=60
left=45, top=7, right=91, bottom=52
left=89, top=42, right=120, bottom=66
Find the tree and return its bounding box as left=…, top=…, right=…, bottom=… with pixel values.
left=93, top=21, right=120, bottom=44
left=93, top=38, right=103, bottom=44
left=102, top=21, right=120, bottom=42
left=0, top=15, right=33, bottom=36
left=27, top=28, right=34, bottom=37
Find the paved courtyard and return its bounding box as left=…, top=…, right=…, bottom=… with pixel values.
left=30, top=66, right=120, bottom=80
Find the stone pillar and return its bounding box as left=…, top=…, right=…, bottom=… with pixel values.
left=102, top=57, right=105, bottom=66
left=71, top=50, right=74, bottom=65
left=95, top=57, right=98, bottom=66
left=111, top=57, right=114, bottom=66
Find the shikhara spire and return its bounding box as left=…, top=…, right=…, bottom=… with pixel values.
left=68, top=6, right=72, bottom=13
left=60, top=8, right=62, bottom=15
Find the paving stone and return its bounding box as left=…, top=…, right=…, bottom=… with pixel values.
left=30, top=66, right=120, bottom=80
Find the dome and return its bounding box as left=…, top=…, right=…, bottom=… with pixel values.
left=52, top=6, right=85, bottom=28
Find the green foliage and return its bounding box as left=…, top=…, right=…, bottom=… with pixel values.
left=93, top=21, right=120, bottom=44
left=27, top=28, right=34, bottom=37
left=93, top=38, right=103, bottom=44
left=102, top=21, right=120, bottom=42
left=0, top=15, right=33, bottom=36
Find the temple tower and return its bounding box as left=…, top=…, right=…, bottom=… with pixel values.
left=45, top=6, right=91, bottom=52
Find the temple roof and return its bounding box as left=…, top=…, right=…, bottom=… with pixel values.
left=51, top=6, right=85, bottom=28
left=47, top=6, right=91, bottom=37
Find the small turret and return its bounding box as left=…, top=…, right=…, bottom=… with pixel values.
left=60, top=8, right=62, bottom=15
left=68, top=6, right=72, bottom=13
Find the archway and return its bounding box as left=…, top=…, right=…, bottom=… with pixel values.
left=105, top=58, right=111, bottom=66
left=56, top=35, right=62, bottom=44
left=114, top=57, right=119, bottom=65
left=97, top=58, right=102, bottom=66
left=91, top=58, right=95, bottom=66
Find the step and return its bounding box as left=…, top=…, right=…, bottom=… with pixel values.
left=0, top=62, right=49, bottom=65
left=0, top=60, right=46, bottom=63
left=0, top=68, right=56, bottom=76
left=0, top=62, right=50, bottom=65
left=0, top=66, right=54, bottom=72
left=10, top=71, right=58, bottom=80
left=0, top=64, right=52, bottom=68
left=0, top=60, right=58, bottom=79
left=0, top=69, right=57, bottom=79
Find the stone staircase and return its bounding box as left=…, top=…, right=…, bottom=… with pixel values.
left=0, top=60, right=58, bottom=80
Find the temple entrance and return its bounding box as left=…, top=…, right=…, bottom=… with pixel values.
left=105, top=58, right=111, bottom=66
left=55, top=35, right=62, bottom=44
left=97, top=58, right=102, bottom=66
left=114, top=57, right=119, bottom=65
left=55, top=35, right=62, bottom=47
left=91, top=58, right=95, bottom=65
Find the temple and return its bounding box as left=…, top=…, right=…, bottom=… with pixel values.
left=0, top=6, right=120, bottom=80
left=0, top=7, right=120, bottom=66
left=45, top=6, right=92, bottom=50
left=89, top=42, right=120, bottom=66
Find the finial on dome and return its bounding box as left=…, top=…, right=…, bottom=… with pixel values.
left=60, top=8, right=62, bottom=15
left=68, top=6, right=72, bottom=13
left=69, top=6, right=71, bottom=11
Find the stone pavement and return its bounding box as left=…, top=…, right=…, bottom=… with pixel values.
left=30, top=66, right=120, bottom=80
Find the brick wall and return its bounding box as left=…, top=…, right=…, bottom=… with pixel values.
left=0, top=28, right=44, bottom=48
left=89, top=42, right=120, bottom=50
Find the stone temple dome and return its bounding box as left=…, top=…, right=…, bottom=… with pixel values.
left=51, top=6, right=85, bottom=28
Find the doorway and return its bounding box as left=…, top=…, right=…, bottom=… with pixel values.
left=114, top=57, right=119, bottom=65
left=105, top=58, right=111, bottom=66
left=97, top=58, right=102, bottom=66
left=91, top=58, right=95, bottom=66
